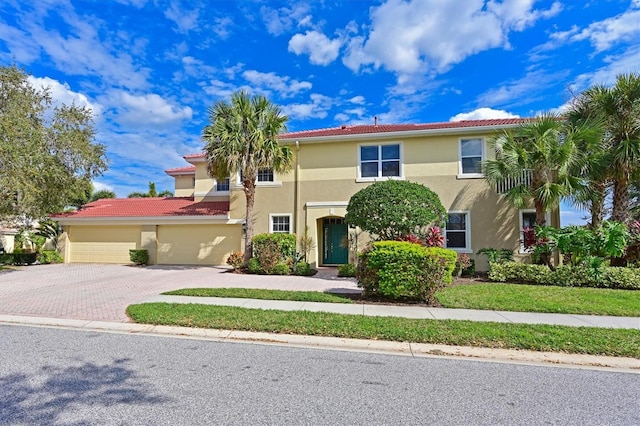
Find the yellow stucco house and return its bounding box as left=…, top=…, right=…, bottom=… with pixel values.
left=54, top=118, right=559, bottom=271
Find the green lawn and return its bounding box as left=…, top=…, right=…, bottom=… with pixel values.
left=163, top=288, right=353, bottom=304
left=126, top=303, right=640, bottom=358
left=436, top=283, right=640, bottom=317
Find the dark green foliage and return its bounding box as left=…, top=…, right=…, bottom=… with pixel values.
left=270, top=262, right=290, bottom=275
left=357, top=241, right=452, bottom=302
left=461, top=258, right=476, bottom=277
left=337, top=263, right=356, bottom=277
left=129, top=249, right=149, bottom=265
left=294, top=261, right=312, bottom=276
left=251, top=233, right=296, bottom=274
left=476, top=247, right=514, bottom=263
left=345, top=180, right=446, bottom=240
left=36, top=250, right=63, bottom=264
left=1, top=252, right=37, bottom=265
left=488, top=262, right=640, bottom=290
left=247, top=258, right=262, bottom=274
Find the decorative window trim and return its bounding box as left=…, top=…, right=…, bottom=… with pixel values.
left=444, top=210, right=472, bottom=253
left=457, top=137, right=485, bottom=179
left=518, top=209, right=551, bottom=254
left=233, top=171, right=282, bottom=188
left=269, top=214, right=292, bottom=234
left=356, top=142, right=404, bottom=182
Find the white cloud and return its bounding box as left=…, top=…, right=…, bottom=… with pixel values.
left=282, top=93, right=333, bottom=120
left=348, top=95, right=366, bottom=105
left=288, top=30, right=342, bottom=65
left=27, top=76, right=103, bottom=116
left=450, top=108, right=520, bottom=122
left=242, top=70, right=312, bottom=97
left=475, top=69, right=570, bottom=108
left=571, top=45, right=640, bottom=92
left=112, top=92, right=193, bottom=125
left=91, top=181, right=114, bottom=192
left=212, top=17, right=233, bottom=39
left=164, top=1, right=200, bottom=34
left=342, top=0, right=559, bottom=79
left=260, top=4, right=312, bottom=36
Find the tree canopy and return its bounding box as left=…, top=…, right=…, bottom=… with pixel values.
left=0, top=64, right=107, bottom=220
left=128, top=182, right=173, bottom=198
left=345, top=180, right=446, bottom=240
left=202, top=90, right=292, bottom=263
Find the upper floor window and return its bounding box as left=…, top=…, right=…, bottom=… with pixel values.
left=270, top=214, right=291, bottom=233
left=216, top=178, right=230, bottom=192
left=359, top=144, right=401, bottom=179
left=459, top=138, right=484, bottom=176
left=257, top=169, right=274, bottom=182
left=445, top=211, right=470, bottom=252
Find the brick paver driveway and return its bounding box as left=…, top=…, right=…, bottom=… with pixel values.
left=0, top=264, right=358, bottom=322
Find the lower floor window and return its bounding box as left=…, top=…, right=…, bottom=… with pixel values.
left=270, top=215, right=291, bottom=233
left=445, top=212, right=469, bottom=250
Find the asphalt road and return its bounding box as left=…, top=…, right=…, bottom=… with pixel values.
left=1, top=325, right=638, bottom=425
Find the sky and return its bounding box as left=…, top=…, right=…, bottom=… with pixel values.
left=1, top=0, right=639, bottom=226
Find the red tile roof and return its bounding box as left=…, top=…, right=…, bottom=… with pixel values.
left=279, top=118, right=529, bottom=139
left=52, top=197, right=229, bottom=218
left=165, top=165, right=196, bottom=175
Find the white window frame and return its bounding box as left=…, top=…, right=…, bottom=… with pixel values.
left=444, top=210, right=471, bottom=253
left=269, top=214, right=292, bottom=234
left=233, top=170, right=282, bottom=188
left=518, top=209, right=551, bottom=253
left=357, top=142, right=404, bottom=182
left=458, top=137, right=485, bottom=178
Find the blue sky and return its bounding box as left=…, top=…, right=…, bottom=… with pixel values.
left=1, top=0, right=639, bottom=225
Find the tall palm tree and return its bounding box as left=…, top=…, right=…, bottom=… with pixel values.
left=568, top=73, right=640, bottom=225
left=484, top=113, right=597, bottom=226
left=202, top=90, right=293, bottom=263
left=128, top=182, right=173, bottom=198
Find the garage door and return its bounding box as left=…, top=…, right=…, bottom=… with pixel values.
left=157, top=225, right=241, bottom=265
left=69, top=226, right=141, bottom=263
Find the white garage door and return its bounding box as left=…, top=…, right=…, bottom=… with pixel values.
left=69, top=226, right=141, bottom=263
left=157, top=225, right=241, bottom=265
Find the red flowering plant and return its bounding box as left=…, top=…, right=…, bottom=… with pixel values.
left=395, top=234, right=424, bottom=245
left=425, top=226, right=444, bottom=247
left=522, top=225, right=553, bottom=267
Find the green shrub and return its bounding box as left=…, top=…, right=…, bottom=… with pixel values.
left=294, top=261, right=312, bottom=276
left=129, top=249, right=149, bottom=265
left=423, top=247, right=457, bottom=284
left=477, top=248, right=514, bottom=263
left=247, top=257, right=263, bottom=274
left=270, top=262, right=290, bottom=275
left=462, top=258, right=476, bottom=277
left=11, top=252, right=38, bottom=265
left=357, top=241, right=448, bottom=302
left=252, top=233, right=296, bottom=274
left=488, top=262, right=640, bottom=290
left=0, top=253, right=13, bottom=265
left=37, top=250, right=63, bottom=264
left=337, top=263, right=356, bottom=277
left=226, top=251, right=244, bottom=270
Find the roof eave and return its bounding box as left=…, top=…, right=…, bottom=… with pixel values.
left=54, top=215, right=239, bottom=226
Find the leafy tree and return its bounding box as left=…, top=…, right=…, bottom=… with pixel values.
left=128, top=182, right=173, bottom=198
left=345, top=180, right=446, bottom=240
left=483, top=113, right=599, bottom=226
left=0, top=64, right=107, bottom=219
left=567, top=73, right=640, bottom=225
left=202, top=90, right=292, bottom=264
left=90, top=189, right=117, bottom=201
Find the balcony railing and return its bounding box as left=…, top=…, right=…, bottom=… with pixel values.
left=496, top=169, right=533, bottom=194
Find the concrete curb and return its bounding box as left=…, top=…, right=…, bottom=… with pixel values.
left=1, top=314, right=639, bottom=373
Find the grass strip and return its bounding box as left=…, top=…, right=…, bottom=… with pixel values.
left=126, top=303, right=640, bottom=358
left=162, top=288, right=353, bottom=304
left=437, top=284, right=640, bottom=317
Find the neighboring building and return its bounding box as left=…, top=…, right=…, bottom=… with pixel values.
left=53, top=118, right=559, bottom=271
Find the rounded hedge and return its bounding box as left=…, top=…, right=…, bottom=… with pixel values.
left=345, top=180, right=446, bottom=240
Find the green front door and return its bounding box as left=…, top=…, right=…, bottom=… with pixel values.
left=322, top=219, right=348, bottom=265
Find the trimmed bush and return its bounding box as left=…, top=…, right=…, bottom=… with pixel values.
left=270, top=262, right=290, bottom=275
left=357, top=241, right=450, bottom=302
left=8, top=252, right=38, bottom=265
left=294, top=261, right=312, bottom=276
left=337, top=263, right=356, bottom=277
left=37, top=250, right=63, bottom=264
left=423, top=247, right=457, bottom=284
left=251, top=233, right=296, bottom=274
left=488, top=262, right=640, bottom=290
left=247, top=257, right=262, bottom=274
left=129, top=249, right=149, bottom=265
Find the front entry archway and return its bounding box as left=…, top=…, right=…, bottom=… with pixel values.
left=322, top=218, right=348, bottom=265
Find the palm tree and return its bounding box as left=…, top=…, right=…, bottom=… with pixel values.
left=568, top=73, right=640, bottom=225
left=202, top=90, right=293, bottom=264
left=484, top=113, right=597, bottom=226
left=128, top=182, right=173, bottom=198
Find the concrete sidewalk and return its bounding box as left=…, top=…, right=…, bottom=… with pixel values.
left=140, top=295, right=640, bottom=330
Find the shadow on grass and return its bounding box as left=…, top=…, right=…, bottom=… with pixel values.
left=0, top=358, right=171, bottom=425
